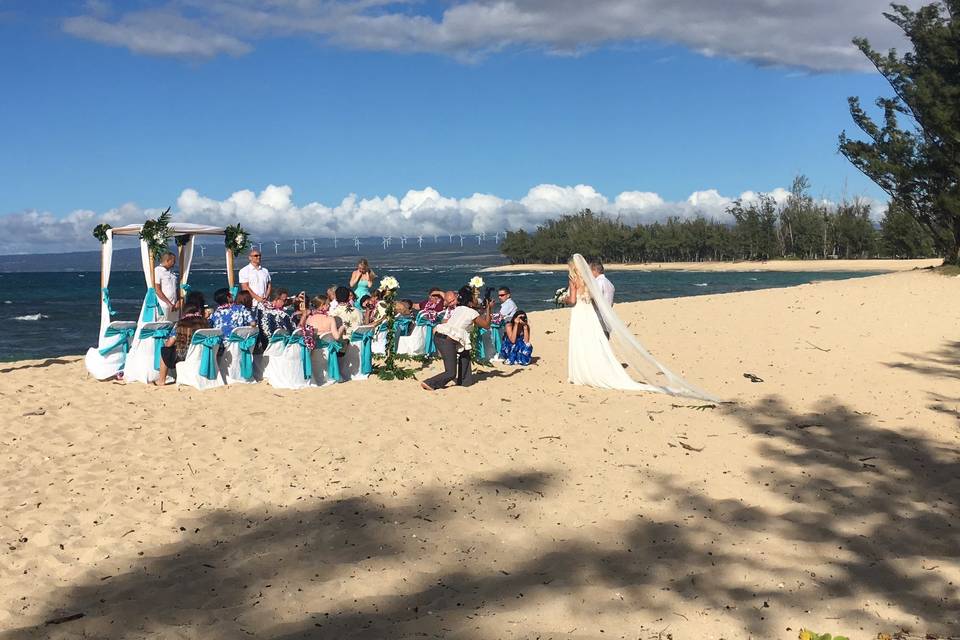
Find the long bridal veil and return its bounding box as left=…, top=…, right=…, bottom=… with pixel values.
left=571, top=254, right=719, bottom=402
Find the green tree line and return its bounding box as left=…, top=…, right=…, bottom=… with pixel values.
left=500, top=176, right=937, bottom=264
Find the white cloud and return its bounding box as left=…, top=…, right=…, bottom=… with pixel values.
left=60, top=0, right=919, bottom=72
left=1, top=182, right=883, bottom=255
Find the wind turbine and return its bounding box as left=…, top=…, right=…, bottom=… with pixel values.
left=274, top=241, right=280, bottom=255
left=382, top=237, right=389, bottom=250
left=400, top=235, right=407, bottom=249
left=312, top=239, right=318, bottom=253
left=458, top=234, right=465, bottom=248
left=493, top=232, right=500, bottom=243
left=199, top=244, right=206, bottom=258
left=293, top=239, right=299, bottom=254
left=433, top=234, right=438, bottom=243
left=256, top=242, right=263, bottom=253
left=448, top=233, right=454, bottom=243
left=476, top=233, right=482, bottom=246
left=354, top=237, right=361, bottom=251
left=333, top=234, right=338, bottom=249
left=417, top=235, right=423, bottom=248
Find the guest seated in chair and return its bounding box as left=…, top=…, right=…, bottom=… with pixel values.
left=157, top=301, right=209, bottom=386
left=416, top=288, right=445, bottom=321
left=209, top=287, right=255, bottom=338
left=300, top=295, right=345, bottom=348
left=499, top=310, right=533, bottom=366
left=256, top=288, right=295, bottom=351
left=235, top=290, right=254, bottom=311
left=329, top=286, right=362, bottom=336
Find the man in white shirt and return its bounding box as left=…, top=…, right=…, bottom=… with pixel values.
left=590, top=262, right=615, bottom=307
left=154, top=252, right=179, bottom=320
left=239, top=249, right=271, bottom=307
left=495, top=287, right=518, bottom=323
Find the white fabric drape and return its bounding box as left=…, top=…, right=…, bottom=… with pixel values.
left=96, top=229, right=114, bottom=348
left=136, top=238, right=153, bottom=330
left=180, top=236, right=195, bottom=289
left=571, top=254, right=718, bottom=402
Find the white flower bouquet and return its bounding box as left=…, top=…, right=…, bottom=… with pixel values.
left=379, top=276, right=399, bottom=291
left=554, top=287, right=568, bottom=307
left=469, top=276, right=484, bottom=289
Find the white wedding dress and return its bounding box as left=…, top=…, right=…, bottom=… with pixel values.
left=566, top=254, right=717, bottom=401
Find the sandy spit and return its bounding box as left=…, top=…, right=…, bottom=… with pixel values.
left=483, top=258, right=943, bottom=273
left=1, top=270, right=958, bottom=639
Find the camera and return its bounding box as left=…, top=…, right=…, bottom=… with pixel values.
left=484, top=287, right=495, bottom=303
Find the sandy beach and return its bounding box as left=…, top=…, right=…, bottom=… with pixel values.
left=1, top=270, right=958, bottom=639
left=483, top=258, right=943, bottom=273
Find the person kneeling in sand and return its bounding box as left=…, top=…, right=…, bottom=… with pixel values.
left=421, top=286, right=493, bottom=391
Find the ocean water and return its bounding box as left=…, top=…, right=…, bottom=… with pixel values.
left=0, top=267, right=882, bottom=362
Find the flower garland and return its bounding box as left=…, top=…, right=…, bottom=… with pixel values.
left=139, top=207, right=172, bottom=259
left=92, top=223, right=112, bottom=244
left=375, top=276, right=414, bottom=380
left=224, top=223, right=251, bottom=257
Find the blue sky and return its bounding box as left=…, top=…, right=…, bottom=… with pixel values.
left=0, top=0, right=907, bottom=253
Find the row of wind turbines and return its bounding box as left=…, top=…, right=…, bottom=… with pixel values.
left=196, top=232, right=506, bottom=257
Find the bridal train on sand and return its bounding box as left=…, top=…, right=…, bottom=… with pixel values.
left=566, top=254, right=718, bottom=402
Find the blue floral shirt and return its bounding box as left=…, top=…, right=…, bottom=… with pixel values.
left=209, top=304, right=254, bottom=338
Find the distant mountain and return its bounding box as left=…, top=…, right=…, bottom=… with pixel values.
left=0, top=237, right=507, bottom=272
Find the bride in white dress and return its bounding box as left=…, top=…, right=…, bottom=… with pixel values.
left=566, top=254, right=717, bottom=401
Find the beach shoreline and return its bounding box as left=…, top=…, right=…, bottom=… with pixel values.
left=2, top=269, right=957, bottom=640
left=482, top=257, right=942, bottom=272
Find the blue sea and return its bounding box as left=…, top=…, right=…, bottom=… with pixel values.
left=0, top=267, right=882, bottom=362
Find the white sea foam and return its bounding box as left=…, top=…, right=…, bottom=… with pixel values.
left=14, top=313, right=48, bottom=321
left=3, top=300, right=11, bottom=304
left=693, top=283, right=709, bottom=287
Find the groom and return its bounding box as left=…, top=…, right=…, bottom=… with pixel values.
left=591, top=262, right=614, bottom=338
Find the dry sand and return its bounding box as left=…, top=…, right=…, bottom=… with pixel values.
left=483, top=258, right=942, bottom=273
left=1, top=270, right=958, bottom=639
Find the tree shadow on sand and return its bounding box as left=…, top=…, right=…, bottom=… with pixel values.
left=6, top=397, right=959, bottom=639
left=887, top=340, right=960, bottom=380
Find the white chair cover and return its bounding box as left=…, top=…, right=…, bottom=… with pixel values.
left=220, top=326, right=259, bottom=384
left=262, top=329, right=315, bottom=390
left=125, top=321, right=175, bottom=384
left=84, top=320, right=138, bottom=380
left=397, top=325, right=428, bottom=356
left=176, top=328, right=225, bottom=390
left=371, top=327, right=387, bottom=355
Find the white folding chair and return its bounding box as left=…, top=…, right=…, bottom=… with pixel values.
left=84, top=321, right=138, bottom=380
left=125, top=321, right=175, bottom=384
left=220, top=326, right=259, bottom=384
left=397, top=324, right=427, bottom=356
left=176, top=328, right=225, bottom=390
left=262, top=329, right=315, bottom=390
left=309, top=332, right=345, bottom=386
left=347, top=324, right=378, bottom=381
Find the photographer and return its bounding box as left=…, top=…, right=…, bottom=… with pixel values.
left=421, top=286, right=492, bottom=390
left=500, top=310, right=533, bottom=366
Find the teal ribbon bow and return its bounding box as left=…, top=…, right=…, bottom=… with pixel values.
left=474, top=327, right=488, bottom=360
left=180, top=283, right=192, bottom=295
left=230, top=285, right=240, bottom=300
left=490, top=320, right=504, bottom=355
left=191, top=333, right=222, bottom=380
left=320, top=338, right=343, bottom=382
left=350, top=329, right=375, bottom=375
left=269, top=333, right=311, bottom=379
left=392, top=317, right=414, bottom=348
left=102, top=287, right=117, bottom=317
left=141, top=287, right=163, bottom=322
left=226, top=332, right=258, bottom=380
left=98, top=325, right=136, bottom=357
left=415, top=314, right=437, bottom=355
left=138, top=325, right=173, bottom=370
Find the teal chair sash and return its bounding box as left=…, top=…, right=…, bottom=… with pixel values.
left=490, top=321, right=504, bottom=354
left=190, top=333, right=222, bottom=380
left=98, top=325, right=136, bottom=357
left=226, top=332, right=258, bottom=380
left=141, top=288, right=163, bottom=322
left=102, top=288, right=117, bottom=317
left=415, top=314, right=437, bottom=355
left=320, top=338, right=343, bottom=382
left=180, top=283, right=192, bottom=295
left=350, top=329, right=375, bottom=375
left=138, top=325, right=173, bottom=370
left=393, top=317, right=414, bottom=348
left=474, top=327, right=488, bottom=360
left=230, top=285, right=240, bottom=300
